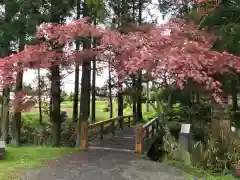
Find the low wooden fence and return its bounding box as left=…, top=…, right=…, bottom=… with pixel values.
left=80, top=115, right=133, bottom=149
left=135, top=117, right=161, bottom=153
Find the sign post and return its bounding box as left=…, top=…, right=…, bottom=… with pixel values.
left=179, top=123, right=192, bottom=165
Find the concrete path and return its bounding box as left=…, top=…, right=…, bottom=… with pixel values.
left=20, top=150, right=186, bottom=180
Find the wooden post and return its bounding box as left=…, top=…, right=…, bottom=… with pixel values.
left=100, top=124, right=104, bottom=139
left=156, top=119, right=159, bottom=132
left=151, top=124, right=154, bottom=137
left=119, top=116, right=123, bottom=130
left=146, top=128, right=149, bottom=138
left=128, top=116, right=131, bottom=127
left=80, top=121, right=88, bottom=149
left=111, top=119, right=115, bottom=136
left=135, top=124, right=143, bottom=153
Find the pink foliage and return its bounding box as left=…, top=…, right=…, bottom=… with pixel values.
left=0, top=16, right=239, bottom=110
left=101, top=19, right=240, bottom=102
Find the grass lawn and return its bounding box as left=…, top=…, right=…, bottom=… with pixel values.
left=166, top=160, right=239, bottom=180
left=0, top=146, right=77, bottom=180
left=23, top=100, right=156, bottom=128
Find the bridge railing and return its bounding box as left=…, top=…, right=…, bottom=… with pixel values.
left=80, top=115, right=133, bottom=149
left=135, top=117, right=161, bottom=153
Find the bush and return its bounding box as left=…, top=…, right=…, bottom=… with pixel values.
left=143, top=111, right=157, bottom=120
left=67, top=92, right=74, bottom=101
left=103, top=106, right=109, bottom=112
left=160, top=120, right=240, bottom=174
left=123, top=102, right=128, bottom=109
left=22, top=113, right=40, bottom=129
left=194, top=133, right=240, bottom=172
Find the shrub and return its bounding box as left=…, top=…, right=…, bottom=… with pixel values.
left=161, top=122, right=240, bottom=173
left=103, top=106, right=109, bottom=112
left=195, top=133, right=240, bottom=172
left=143, top=111, right=157, bottom=120
left=123, top=102, right=128, bottom=109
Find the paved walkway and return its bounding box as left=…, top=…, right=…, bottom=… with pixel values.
left=21, top=150, right=186, bottom=180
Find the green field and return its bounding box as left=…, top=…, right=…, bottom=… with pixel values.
left=22, top=100, right=156, bottom=128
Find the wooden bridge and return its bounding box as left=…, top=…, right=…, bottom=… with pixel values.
left=79, top=115, right=162, bottom=154
left=20, top=115, right=187, bottom=180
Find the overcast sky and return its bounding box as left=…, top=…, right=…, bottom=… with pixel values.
left=23, top=1, right=169, bottom=93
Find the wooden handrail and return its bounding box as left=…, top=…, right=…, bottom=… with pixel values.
left=88, top=117, right=118, bottom=129
left=135, top=116, right=161, bottom=153
left=80, top=115, right=133, bottom=149
left=142, top=117, right=158, bottom=129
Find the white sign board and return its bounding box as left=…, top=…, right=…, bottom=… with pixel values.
left=0, top=141, right=5, bottom=149
left=231, top=126, right=236, bottom=132
left=180, top=124, right=191, bottom=134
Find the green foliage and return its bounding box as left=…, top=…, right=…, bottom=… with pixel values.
left=124, top=95, right=132, bottom=107
left=164, top=103, right=182, bottom=122
left=194, top=133, right=240, bottom=173
left=86, top=0, right=107, bottom=22
left=60, top=91, right=69, bottom=102
left=60, top=111, right=68, bottom=123
left=67, top=92, right=74, bottom=101
left=161, top=130, right=240, bottom=177
left=143, top=111, right=157, bottom=121
left=102, top=106, right=109, bottom=112
left=123, top=102, right=128, bottom=109
left=166, top=160, right=236, bottom=180
left=199, top=0, right=240, bottom=59
left=22, top=112, right=43, bottom=129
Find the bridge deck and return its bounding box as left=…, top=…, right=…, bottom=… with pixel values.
left=88, top=127, right=136, bottom=153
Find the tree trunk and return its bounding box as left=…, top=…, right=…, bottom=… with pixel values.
left=0, top=90, right=3, bottom=137
left=11, top=36, right=25, bottom=146
left=136, top=72, right=143, bottom=121
left=76, top=0, right=91, bottom=148
left=79, top=60, right=91, bottom=122
left=49, top=96, right=52, bottom=118
left=231, top=79, right=239, bottom=127
left=49, top=2, right=61, bottom=147
left=38, top=68, right=43, bottom=126
left=91, top=59, right=96, bottom=122
left=72, top=0, right=81, bottom=122
left=79, top=0, right=91, bottom=123
left=73, top=64, right=79, bottom=122
left=132, top=75, right=137, bottom=124
left=1, top=0, right=11, bottom=144
left=136, top=0, right=143, bottom=121
left=91, top=37, right=97, bottom=123
left=11, top=73, right=23, bottom=146
left=37, top=68, right=45, bottom=145
left=1, top=88, right=10, bottom=143
left=118, top=88, right=123, bottom=117
left=146, top=81, right=150, bottom=112
left=50, top=66, right=61, bottom=146
left=108, top=60, right=113, bottom=118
